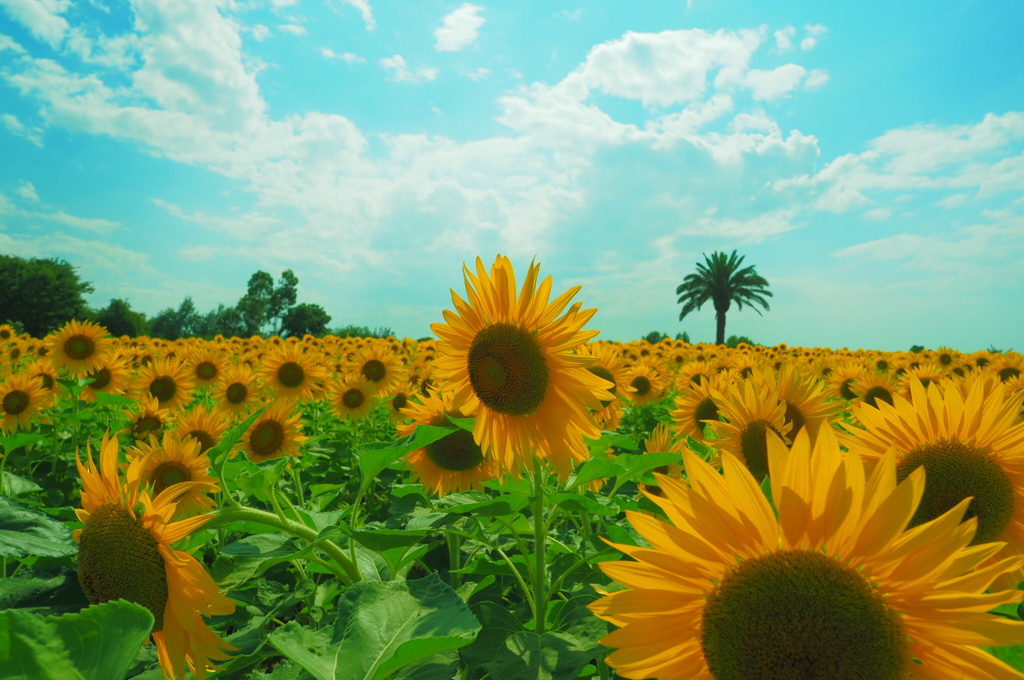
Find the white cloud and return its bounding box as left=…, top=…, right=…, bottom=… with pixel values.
left=743, top=64, right=807, bottom=101
left=0, top=0, right=71, bottom=49
left=506, top=68, right=522, bottom=79
left=864, top=207, right=891, bottom=220
left=679, top=207, right=802, bottom=242
left=16, top=181, right=39, bottom=202
left=434, top=3, right=485, bottom=52
left=321, top=48, right=366, bottom=63
left=278, top=24, right=306, bottom=36
left=380, top=54, right=438, bottom=83
left=270, top=0, right=298, bottom=6
left=64, top=28, right=139, bottom=69
left=805, top=24, right=828, bottom=36
left=0, top=33, right=27, bottom=52
left=152, top=198, right=283, bottom=240
left=252, top=24, right=271, bottom=41
left=467, top=67, right=490, bottom=81
left=2, top=113, right=44, bottom=146
left=800, top=38, right=817, bottom=51
left=803, top=69, right=829, bottom=90
left=329, top=0, right=375, bottom=31
left=774, top=26, right=795, bottom=53
left=801, top=24, right=827, bottom=51
left=554, top=9, right=582, bottom=20
left=936, top=193, right=967, bottom=209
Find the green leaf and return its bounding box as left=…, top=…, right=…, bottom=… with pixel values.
left=0, top=496, right=76, bottom=558
left=612, top=452, right=682, bottom=481
left=92, top=392, right=137, bottom=407
left=349, top=529, right=430, bottom=552
left=0, top=600, right=154, bottom=680
left=438, top=494, right=530, bottom=517
left=585, top=432, right=637, bottom=452
left=0, top=471, right=42, bottom=496
left=569, top=460, right=624, bottom=490
left=549, top=493, right=619, bottom=517
left=211, top=534, right=296, bottom=591
left=981, top=644, right=1024, bottom=671
left=355, top=425, right=458, bottom=494
left=269, top=572, right=481, bottom=680
left=236, top=468, right=280, bottom=491
left=447, top=416, right=476, bottom=433
left=0, top=433, right=46, bottom=454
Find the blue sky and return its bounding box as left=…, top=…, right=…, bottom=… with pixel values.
left=1, top=0, right=1022, bottom=351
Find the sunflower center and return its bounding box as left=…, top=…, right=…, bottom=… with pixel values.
left=690, top=373, right=708, bottom=387
left=151, top=461, right=192, bottom=496
left=999, top=367, right=1021, bottom=382
left=701, top=549, right=906, bottom=680
left=133, top=415, right=163, bottom=438
left=939, top=353, right=953, bottom=366
left=783, top=401, right=806, bottom=438
left=392, top=393, right=408, bottom=411
left=77, top=503, right=168, bottom=632
left=250, top=420, right=285, bottom=456
left=226, top=382, right=248, bottom=404
left=467, top=323, right=548, bottom=416
left=839, top=379, right=858, bottom=401
left=694, top=397, right=719, bottom=430
left=343, top=388, right=365, bottom=409
left=149, top=376, right=177, bottom=402
left=630, top=376, right=652, bottom=397
left=588, top=365, right=617, bottom=408
left=38, top=373, right=54, bottom=390
left=738, top=419, right=783, bottom=482
left=277, top=361, right=306, bottom=388
left=896, top=441, right=1015, bottom=545
left=64, top=335, right=96, bottom=361
left=2, top=390, right=29, bottom=415
left=863, top=386, right=893, bottom=408
left=426, top=429, right=485, bottom=472
left=195, top=361, right=218, bottom=381
left=186, top=429, right=216, bottom=453
left=362, top=359, right=386, bottom=382
left=88, top=367, right=112, bottom=391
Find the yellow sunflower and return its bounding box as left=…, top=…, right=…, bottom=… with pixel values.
left=348, top=342, right=407, bottom=396
left=709, top=373, right=791, bottom=482
left=674, top=360, right=716, bottom=391
left=897, top=363, right=948, bottom=398
left=173, top=406, right=229, bottom=455
left=258, top=344, right=327, bottom=403
left=850, top=370, right=899, bottom=410
left=625, top=360, right=668, bottom=407
left=993, top=353, right=1024, bottom=384
left=125, top=396, right=173, bottom=442
left=386, top=389, right=414, bottom=424
left=128, top=432, right=220, bottom=519
left=671, top=373, right=724, bottom=442
left=328, top=376, right=376, bottom=422
left=187, top=347, right=228, bottom=386
left=847, top=377, right=1024, bottom=587
left=430, top=255, right=611, bottom=479
left=46, top=319, right=113, bottom=377
left=82, top=352, right=132, bottom=403
left=75, top=434, right=236, bottom=680
left=577, top=342, right=628, bottom=409
left=241, top=400, right=307, bottom=463
left=24, top=358, right=60, bottom=406
left=775, top=364, right=846, bottom=440
left=826, top=360, right=868, bottom=401
left=398, top=390, right=501, bottom=496
left=0, top=371, right=48, bottom=434
left=136, top=357, right=196, bottom=412
left=589, top=426, right=1024, bottom=679
left=212, top=364, right=260, bottom=420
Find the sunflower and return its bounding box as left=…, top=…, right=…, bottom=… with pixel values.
left=430, top=255, right=611, bottom=479
left=846, top=377, right=1024, bottom=587
left=992, top=354, right=1024, bottom=384
left=173, top=407, right=229, bottom=455
left=0, top=324, right=15, bottom=342
left=0, top=371, right=47, bottom=433
left=386, top=389, right=414, bottom=424
left=671, top=373, right=723, bottom=442
left=593, top=400, right=623, bottom=431
left=674, top=360, right=715, bottom=391
left=588, top=426, right=1024, bottom=680
left=187, top=347, right=228, bottom=386
left=897, top=363, right=948, bottom=398
left=22, top=358, right=59, bottom=408
left=328, top=376, right=376, bottom=422
left=348, top=342, right=406, bottom=396
left=709, top=373, right=791, bottom=482
left=136, top=357, right=196, bottom=412
left=637, top=423, right=685, bottom=496
left=81, top=352, right=132, bottom=403
left=849, top=370, right=899, bottom=410
left=935, top=345, right=961, bottom=368
left=125, top=396, right=173, bottom=442
left=241, top=400, right=307, bottom=463
left=74, top=433, right=235, bottom=680
left=127, top=432, right=220, bottom=520
left=46, top=319, right=113, bottom=377
left=212, top=364, right=259, bottom=420
left=259, top=344, right=327, bottom=403
left=774, top=364, right=846, bottom=440
left=826, top=360, right=868, bottom=401
left=398, top=390, right=501, bottom=496
left=626, top=360, right=668, bottom=407
left=577, top=342, right=628, bottom=409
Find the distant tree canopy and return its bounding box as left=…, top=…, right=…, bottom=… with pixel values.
left=281, top=303, right=332, bottom=338
left=725, top=335, right=757, bottom=348
left=93, top=298, right=148, bottom=337
left=0, top=255, right=94, bottom=337
left=330, top=324, right=394, bottom=339
left=643, top=331, right=691, bottom=344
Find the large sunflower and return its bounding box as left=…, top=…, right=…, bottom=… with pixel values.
left=241, top=400, right=308, bottom=463
left=348, top=342, right=406, bottom=397
left=671, top=373, right=724, bottom=442
left=709, top=373, right=791, bottom=482
left=430, top=255, right=611, bottom=479
left=136, top=357, right=196, bottom=412
left=46, top=319, right=113, bottom=377
left=259, top=344, right=327, bottom=403
left=774, top=364, right=846, bottom=440
left=328, top=376, right=376, bottom=422
left=82, top=352, right=132, bottom=403
left=625, top=359, right=668, bottom=408
left=0, top=371, right=48, bottom=434
left=174, top=406, right=229, bottom=455
left=588, top=426, right=1024, bottom=679
left=398, top=390, right=500, bottom=496
left=74, top=434, right=236, bottom=680
left=128, top=432, right=220, bottom=520
left=847, top=377, right=1024, bottom=587
left=212, top=364, right=260, bottom=421
left=125, top=396, right=173, bottom=442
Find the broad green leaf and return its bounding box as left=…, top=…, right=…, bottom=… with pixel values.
left=236, top=468, right=280, bottom=491
left=269, top=572, right=481, bottom=680
left=0, top=600, right=154, bottom=680
left=92, top=392, right=137, bottom=407
left=438, top=495, right=530, bottom=517
left=584, top=432, right=637, bottom=452
left=0, top=433, right=47, bottom=454
left=981, top=645, right=1024, bottom=671
left=549, top=492, right=619, bottom=517
left=569, top=460, right=624, bottom=490
left=0, top=571, right=89, bottom=612
left=447, top=416, right=476, bottom=433
left=612, top=452, right=682, bottom=481
left=211, top=534, right=296, bottom=591
left=350, top=529, right=429, bottom=552
left=355, top=425, right=458, bottom=493
left=0, top=471, right=42, bottom=496
left=0, top=496, right=76, bottom=558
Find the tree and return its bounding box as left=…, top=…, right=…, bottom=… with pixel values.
left=675, top=331, right=690, bottom=343
left=281, top=303, right=332, bottom=338
left=236, top=270, right=299, bottom=336
left=150, top=297, right=201, bottom=340
left=194, top=304, right=246, bottom=339
left=0, top=255, right=94, bottom=338
left=676, top=250, right=772, bottom=346
left=94, top=298, right=148, bottom=337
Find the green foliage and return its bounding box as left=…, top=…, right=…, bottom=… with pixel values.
left=909, top=345, right=926, bottom=353
left=331, top=325, right=394, bottom=339
left=0, top=600, right=154, bottom=680
left=642, top=331, right=667, bottom=343
left=238, top=270, right=300, bottom=336
left=725, top=334, right=756, bottom=348
left=281, top=303, right=332, bottom=338
left=675, top=331, right=690, bottom=342
left=0, top=495, right=77, bottom=558
left=148, top=296, right=200, bottom=340
left=0, top=255, right=94, bottom=338
left=676, top=250, right=772, bottom=346
left=92, top=299, right=148, bottom=338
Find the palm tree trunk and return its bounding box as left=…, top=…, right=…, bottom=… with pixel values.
left=716, top=311, right=726, bottom=345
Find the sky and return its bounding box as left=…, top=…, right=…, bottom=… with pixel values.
left=1, top=0, right=1023, bottom=351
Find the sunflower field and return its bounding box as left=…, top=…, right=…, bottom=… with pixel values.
left=3, top=255, right=1024, bottom=680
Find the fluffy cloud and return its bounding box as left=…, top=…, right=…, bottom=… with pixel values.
left=744, top=64, right=807, bottom=101
left=2, top=112, right=44, bottom=146
left=278, top=24, right=306, bottom=36
left=434, top=3, right=485, bottom=52
left=801, top=23, right=827, bottom=51
left=774, top=26, right=795, bottom=53
left=380, top=54, right=438, bottom=83
left=0, top=0, right=71, bottom=49
left=330, top=0, right=375, bottom=31
left=16, top=181, right=39, bottom=202
left=321, top=47, right=365, bottom=63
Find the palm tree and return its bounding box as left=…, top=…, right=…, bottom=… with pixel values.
left=676, top=250, right=772, bottom=345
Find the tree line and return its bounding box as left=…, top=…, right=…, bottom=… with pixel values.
left=0, top=255, right=392, bottom=340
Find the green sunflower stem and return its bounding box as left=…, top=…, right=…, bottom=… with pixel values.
left=447, top=530, right=463, bottom=589
left=205, top=505, right=362, bottom=585
left=532, top=456, right=547, bottom=634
